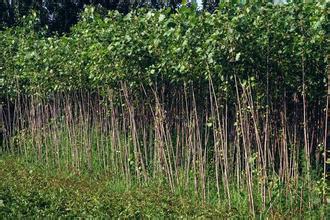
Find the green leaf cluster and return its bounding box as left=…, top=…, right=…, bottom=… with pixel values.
left=0, top=3, right=327, bottom=102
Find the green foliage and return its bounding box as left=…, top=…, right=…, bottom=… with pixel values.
left=0, top=156, right=222, bottom=218
left=0, top=156, right=327, bottom=218
left=0, top=3, right=327, bottom=103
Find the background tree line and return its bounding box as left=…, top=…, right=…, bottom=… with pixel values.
left=0, top=0, right=293, bottom=33
left=0, top=0, right=183, bottom=33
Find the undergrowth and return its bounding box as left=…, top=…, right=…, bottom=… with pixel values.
left=0, top=156, right=327, bottom=218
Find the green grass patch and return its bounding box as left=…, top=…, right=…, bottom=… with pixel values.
left=0, top=156, right=328, bottom=218
left=0, top=156, right=223, bottom=218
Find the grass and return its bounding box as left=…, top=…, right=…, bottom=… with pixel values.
left=0, top=156, right=222, bottom=218
left=0, top=155, right=328, bottom=218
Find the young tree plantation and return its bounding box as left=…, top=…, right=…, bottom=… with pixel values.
left=0, top=1, right=329, bottom=218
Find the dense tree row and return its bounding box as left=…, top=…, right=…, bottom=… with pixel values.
left=0, top=3, right=328, bottom=215
left=1, top=3, right=327, bottom=100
